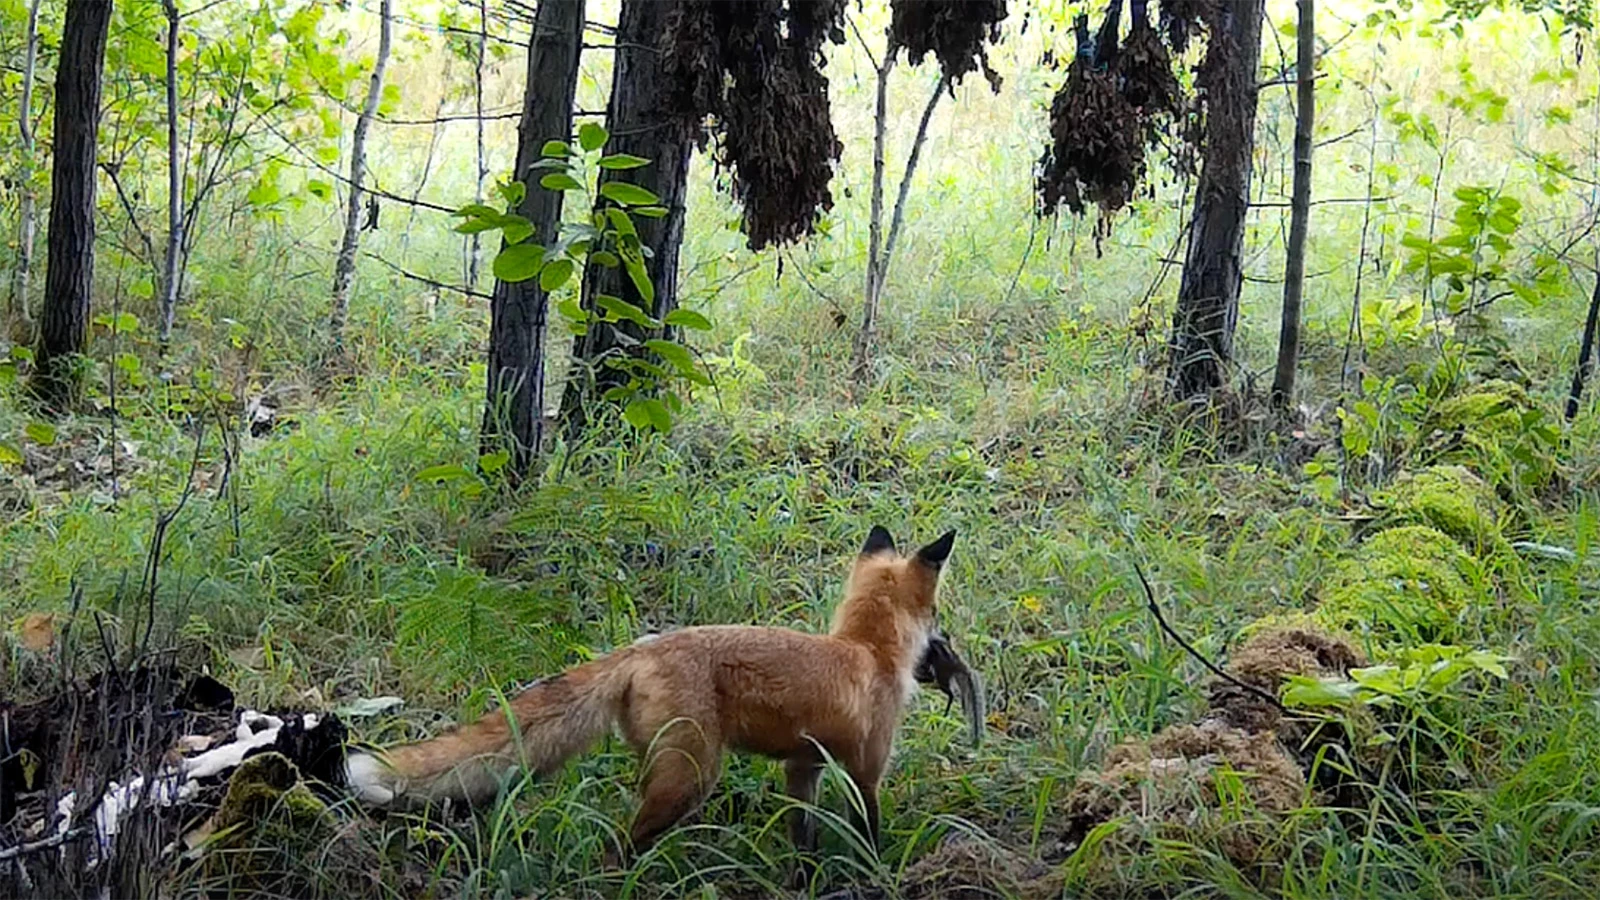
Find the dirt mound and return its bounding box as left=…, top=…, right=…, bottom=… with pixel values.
left=1208, top=625, right=1365, bottom=733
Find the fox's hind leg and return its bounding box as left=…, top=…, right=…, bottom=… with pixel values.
left=628, top=719, right=723, bottom=853
left=783, top=755, right=824, bottom=850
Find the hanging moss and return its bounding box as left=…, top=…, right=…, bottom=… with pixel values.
left=1319, top=526, right=1480, bottom=641
left=889, top=0, right=1008, bottom=90
left=1036, top=0, right=1204, bottom=234
left=661, top=0, right=847, bottom=251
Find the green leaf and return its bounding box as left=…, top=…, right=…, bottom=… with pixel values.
left=454, top=218, right=502, bottom=235
left=1282, top=675, right=1362, bottom=708
left=0, top=443, right=21, bottom=467
left=623, top=399, right=652, bottom=430
left=664, top=309, right=712, bottom=331
left=598, top=153, right=650, bottom=170
left=599, top=182, right=661, bottom=207
left=306, top=179, right=332, bottom=200
left=493, top=243, right=547, bottom=283
left=556, top=298, right=589, bottom=322
left=642, top=398, right=672, bottom=432
left=596, top=294, right=658, bottom=328
left=589, top=250, right=619, bottom=268
left=540, top=258, right=575, bottom=292
left=605, top=208, right=637, bottom=237
left=632, top=205, right=669, bottom=218
left=503, top=219, right=535, bottom=245
left=540, top=172, right=583, bottom=192
left=497, top=181, right=527, bottom=207
left=24, top=422, right=56, bottom=446
left=541, top=139, right=570, bottom=157
left=578, top=122, right=609, bottom=152
left=415, top=463, right=473, bottom=483
left=645, top=339, right=697, bottom=376
left=626, top=257, right=656, bottom=305
left=455, top=203, right=501, bottom=219
left=478, top=450, right=510, bottom=474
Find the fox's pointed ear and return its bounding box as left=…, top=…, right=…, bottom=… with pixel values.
left=915, top=530, right=956, bottom=569
left=861, top=525, right=897, bottom=556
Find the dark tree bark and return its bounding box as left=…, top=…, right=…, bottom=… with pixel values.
left=1271, top=0, right=1315, bottom=408
left=1565, top=269, right=1600, bottom=421
left=481, top=0, right=585, bottom=479
left=557, top=0, right=695, bottom=438
left=1168, top=0, right=1266, bottom=400
left=32, top=0, right=113, bottom=412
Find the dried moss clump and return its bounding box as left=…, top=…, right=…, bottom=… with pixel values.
left=1209, top=625, right=1366, bottom=734
left=661, top=0, right=848, bottom=251
left=901, top=833, right=1062, bottom=900
left=1374, top=465, right=1505, bottom=553
left=1061, top=720, right=1306, bottom=878
left=890, top=0, right=1008, bottom=90
left=1319, top=525, right=1480, bottom=641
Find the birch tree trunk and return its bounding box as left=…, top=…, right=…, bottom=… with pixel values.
left=328, top=0, right=392, bottom=352
left=8, top=0, right=44, bottom=336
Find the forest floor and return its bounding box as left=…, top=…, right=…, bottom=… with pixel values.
left=4, top=284, right=1600, bottom=899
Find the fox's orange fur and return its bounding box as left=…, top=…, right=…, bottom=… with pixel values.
left=345, top=526, right=955, bottom=853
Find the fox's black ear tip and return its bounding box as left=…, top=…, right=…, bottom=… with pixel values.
left=917, top=530, right=956, bottom=567
left=862, top=525, right=897, bottom=556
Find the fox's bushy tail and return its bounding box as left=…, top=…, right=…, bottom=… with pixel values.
left=346, top=651, right=636, bottom=808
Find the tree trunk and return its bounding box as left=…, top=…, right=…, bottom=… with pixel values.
left=850, top=51, right=896, bottom=389
left=1270, top=0, right=1314, bottom=408
left=8, top=0, right=43, bottom=337
left=158, top=0, right=184, bottom=345
left=32, top=0, right=113, bottom=413
left=1167, top=0, right=1266, bottom=400
left=469, top=0, right=489, bottom=293
left=1565, top=267, right=1600, bottom=421
left=328, top=0, right=392, bottom=352
left=481, top=0, right=585, bottom=480
left=557, top=0, right=695, bottom=438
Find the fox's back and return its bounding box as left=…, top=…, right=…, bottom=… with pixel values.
left=628, top=625, right=891, bottom=758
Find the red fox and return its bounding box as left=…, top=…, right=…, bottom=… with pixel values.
left=345, top=526, right=957, bottom=854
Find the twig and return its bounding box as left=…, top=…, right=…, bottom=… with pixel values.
left=0, top=828, right=88, bottom=862
left=364, top=252, right=493, bottom=300
left=1125, top=552, right=1289, bottom=716
left=1002, top=216, right=1040, bottom=306
left=139, top=417, right=206, bottom=656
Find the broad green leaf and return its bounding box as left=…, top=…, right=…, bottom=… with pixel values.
left=591, top=250, right=620, bottom=268
left=641, top=398, right=672, bottom=432
left=578, top=122, right=609, bottom=152
left=454, top=218, right=502, bottom=235
left=633, top=205, right=669, bottom=218
left=645, top=339, right=697, bottom=376
left=596, top=294, right=657, bottom=328
left=493, top=244, right=546, bottom=283
left=626, top=257, right=656, bottom=305
left=498, top=181, right=527, bottom=207
left=0, top=443, right=21, bottom=467
left=598, top=153, right=650, bottom=170
left=24, top=422, right=56, bottom=446
left=503, top=219, right=535, bottom=245
left=540, top=258, right=575, bottom=292
left=623, top=399, right=652, bottom=430
left=541, top=139, right=570, bottom=157
left=478, top=450, right=510, bottom=474
left=306, top=179, right=332, bottom=200
left=556, top=298, right=589, bottom=322
left=540, top=172, right=583, bottom=192
left=599, top=182, right=661, bottom=207
left=605, top=208, right=637, bottom=237
left=415, top=463, right=473, bottom=483
left=1282, top=675, right=1361, bottom=708
left=664, top=309, right=712, bottom=331
left=455, top=203, right=501, bottom=219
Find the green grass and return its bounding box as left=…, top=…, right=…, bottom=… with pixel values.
left=8, top=0, right=1600, bottom=896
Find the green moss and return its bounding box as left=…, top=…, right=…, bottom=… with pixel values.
left=1423, top=380, right=1556, bottom=493
left=1318, top=526, right=1479, bottom=641
left=1374, top=465, right=1503, bottom=552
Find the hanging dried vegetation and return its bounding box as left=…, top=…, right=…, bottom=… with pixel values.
left=1036, top=0, right=1217, bottom=234
left=661, top=0, right=848, bottom=251
left=889, top=0, right=1009, bottom=91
